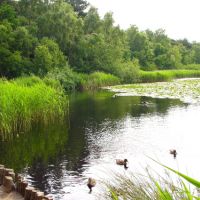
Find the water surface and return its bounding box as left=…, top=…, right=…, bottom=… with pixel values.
left=0, top=91, right=200, bottom=199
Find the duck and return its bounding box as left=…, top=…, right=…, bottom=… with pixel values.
left=116, top=159, right=128, bottom=169
left=87, top=178, right=96, bottom=193
left=170, top=149, right=177, bottom=158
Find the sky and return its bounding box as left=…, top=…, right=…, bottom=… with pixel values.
left=87, top=0, right=200, bottom=42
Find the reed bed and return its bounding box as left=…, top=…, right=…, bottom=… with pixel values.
left=182, top=64, right=200, bottom=70
left=80, top=72, right=120, bottom=90
left=139, top=70, right=200, bottom=83
left=0, top=77, right=67, bottom=138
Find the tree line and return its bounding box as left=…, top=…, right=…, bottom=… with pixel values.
left=1, top=0, right=200, bottom=84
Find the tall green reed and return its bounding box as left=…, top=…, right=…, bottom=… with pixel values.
left=139, top=70, right=200, bottom=83
left=0, top=77, right=67, bottom=139
left=80, top=72, right=120, bottom=90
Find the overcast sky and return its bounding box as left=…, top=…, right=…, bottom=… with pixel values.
left=87, top=0, right=200, bottom=42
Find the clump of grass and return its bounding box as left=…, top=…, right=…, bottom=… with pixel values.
left=0, top=76, right=67, bottom=139
left=105, top=168, right=200, bottom=200
left=139, top=70, right=200, bottom=83
left=80, top=72, right=120, bottom=90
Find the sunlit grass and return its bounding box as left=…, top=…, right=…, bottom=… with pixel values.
left=139, top=70, right=200, bottom=83
left=80, top=72, right=120, bottom=90
left=0, top=76, right=67, bottom=139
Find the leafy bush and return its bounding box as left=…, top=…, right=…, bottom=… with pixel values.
left=115, top=60, right=140, bottom=83
left=46, top=67, right=81, bottom=91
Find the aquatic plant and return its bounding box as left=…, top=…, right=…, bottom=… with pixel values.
left=0, top=77, right=68, bottom=139
left=139, top=70, right=200, bottom=83
left=108, top=78, right=200, bottom=104
left=80, top=72, right=120, bottom=90
left=106, top=165, right=200, bottom=200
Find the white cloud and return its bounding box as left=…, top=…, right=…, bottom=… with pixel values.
left=87, top=0, right=200, bottom=42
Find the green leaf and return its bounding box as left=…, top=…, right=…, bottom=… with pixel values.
left=182, top=181, right=193, bottom=200
left=155, top=181, right=173, bottom=200
left=149, top=157, right=200, bottom=188
left=110, top=189, right=119, bottom=200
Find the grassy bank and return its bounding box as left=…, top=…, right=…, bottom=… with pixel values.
left=139, top=70, right=200, bottom=83
left=0, top=76, right=67, bottom=138
left=46, top=68, right=200, bottom=92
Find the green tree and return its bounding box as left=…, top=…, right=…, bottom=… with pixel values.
left=84, top=7, right=101, bottom=34
left=18, top=0, right=48, bottom=24
left=40, top=38, right=67, bottom=68
left=0, top=3, right=16, bottom=23
left=180, top=45, right=194, bottom=65
left=34, top=45, right=52, bottom=75
left=11, top=26, right=38, bottom=58
left=0, top=46, right=26, bottom=77
left=154, top=45, right=182, bottom=69
left=34, top=38, right=68, bottom=75
left=37, top=1, right=83, bottom=57
left=66, top=0, right=88, bottom=17
left=70, top=11, right=130, bottom=74
left=0, top=23, right=27, bottom=77
left=126, top=26, right=154, bottom=68
left=192, top=43, right=200, bottom=64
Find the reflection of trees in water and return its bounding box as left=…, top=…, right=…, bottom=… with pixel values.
left=26, top=158, right=64, bottom=195
left=0, top=124, right=69, bottom=172
left=67, top=91, right=188, bottom=169
left=70, top=91, right=186, bottom=123
left=130, top=97, right=187, bottom=117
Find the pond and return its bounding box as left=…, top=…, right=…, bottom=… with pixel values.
left=0, top=90, right=200, bottom=200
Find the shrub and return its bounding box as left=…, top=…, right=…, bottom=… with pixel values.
left=115, top=60, right=140, bottom=83
left=46, top=67, right=81, bottom=91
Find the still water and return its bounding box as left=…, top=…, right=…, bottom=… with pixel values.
left=0, top=91, right=200, bottom=199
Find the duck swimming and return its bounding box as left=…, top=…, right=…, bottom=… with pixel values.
left=116, top=159, right=128, bottom=169
left=87, top=178, right=96, bottom=193
left=170, top=149, right=177, bottom=158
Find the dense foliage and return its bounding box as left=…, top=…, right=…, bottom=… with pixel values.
left=1, top=0, right=200, bottom=88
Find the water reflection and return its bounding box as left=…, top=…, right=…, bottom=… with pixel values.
left=0, top=91, right=192, bottom=199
